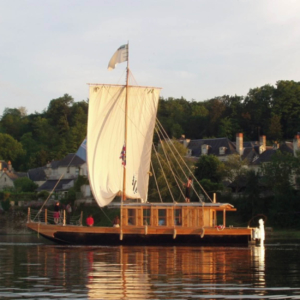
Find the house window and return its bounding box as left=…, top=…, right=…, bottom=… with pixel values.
left=187, top=149, right=192, bottom=157
left=201, top=144, right=208, bottom=155
left=174, top=209, right=182, bottom=226
left=219, top=147, right=226, bottom=155
left=143, top=209, right=151, bottom=225
left=128, top=209, right=136, bottom=225
left=75, top=167, right=80, bottom=176
left=158, top=209, right=166, bottom=226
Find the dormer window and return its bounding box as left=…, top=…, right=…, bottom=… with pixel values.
left=201, top=144, right=209, bottom=155
left=259, top=145, right=264, bottom=154
left=219, top=147, right=226, bottom=155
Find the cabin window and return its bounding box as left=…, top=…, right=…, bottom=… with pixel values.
left=143, top=209, right=151, bottom=225
left=128, top=209, right=136, bottom=225
left=174, top=209, right=182, bottom=226
left=158, top=209, right=166, bottom=226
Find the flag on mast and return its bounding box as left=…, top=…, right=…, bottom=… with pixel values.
left=108, top=44, right=128, bottom=70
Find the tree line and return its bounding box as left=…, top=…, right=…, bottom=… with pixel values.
left=1, top=80, right=300, bottom=171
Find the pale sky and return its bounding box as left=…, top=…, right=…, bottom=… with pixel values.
left=1, top=0, right=300, bottom=115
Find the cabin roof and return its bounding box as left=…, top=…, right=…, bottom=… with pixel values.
left=108, top=202, right=234, bottom=209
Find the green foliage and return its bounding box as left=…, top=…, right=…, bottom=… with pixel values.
left=194, top=155, right=225, bottom=183
left=37, top=190, right=50, bottom=200
left=14, top=177, right=38, bottom=192
left=223, top=154, right=248, bottom=192
left=0, top=200, right=11, bottom=211
left=74, top=175, right=89, bottom=192
left=0, top=133, right=25, bottom=162
left=260, top=151, right=296, bottom=196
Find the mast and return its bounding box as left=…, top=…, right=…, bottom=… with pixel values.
left=123, top=42, right=129, bottom=202
left=121, top=42, right=129, bottom=239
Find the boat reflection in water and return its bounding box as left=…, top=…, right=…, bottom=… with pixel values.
left=5, top=240, right=292, bottom=299
left=83, top=246, right=266, bottom=299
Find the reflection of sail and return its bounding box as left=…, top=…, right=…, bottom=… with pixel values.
left=86, top=246, right=151, bottom=299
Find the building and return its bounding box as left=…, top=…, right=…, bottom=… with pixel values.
left=0, top=161, right=27, bottom=190
left=28, top=153, right=91, bottom=199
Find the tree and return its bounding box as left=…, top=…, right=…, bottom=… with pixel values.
left=260, top=151, right=295, bottom=197
left=273, top=80, right=300, bottom=138
left=267, top=114, right=283, bottom=142
left=14, top=177, right=38, bottom=192
left=223, top=154, right=248, bottom=193
left=194, top=155, right=225, bottom=194
left=0, top=108, right=28, bottom=140
left=46, top=94, right=74, bottom=134
left=243, top=84, right=274, bottom=140
left=0, top=133, right=25, bottom=163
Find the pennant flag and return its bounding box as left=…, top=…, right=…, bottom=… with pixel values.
left=108, top=44, right=128, bottom=70
left=76, top=138, right=87, bottom=161
left=119, top=144, right=126, bottom=167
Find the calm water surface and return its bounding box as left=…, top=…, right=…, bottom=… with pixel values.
left=0, top=235, right=300, bottom=299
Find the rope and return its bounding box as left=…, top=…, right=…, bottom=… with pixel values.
left=152, top=142, right=177, bottom=203
left=155, top=127, right=185, bottom=202
left=156, top=118, right=212, bottom=202
left=150, top=161, right=163, bottom=202
left=33, top=150, right=81, bottom=222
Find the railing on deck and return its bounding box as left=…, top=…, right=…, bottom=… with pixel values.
left=27, top=207, right=83, bottom=226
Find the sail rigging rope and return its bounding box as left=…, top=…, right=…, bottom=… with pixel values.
left=33, top=165, right=73, bottom=222
left=156, top=118, right=213, bottom=202
left=150, top=161, right=163, bottom=202
left=154, top=126, right=186, bottom=201
left=151, top=142, right=177, bottom=203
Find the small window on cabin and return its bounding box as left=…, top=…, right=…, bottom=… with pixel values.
left=158, top=209, right=166, bottom=226
left=174, top=209, right=182, bottom=226
left=128, top=209, right=136, bottom=226
left=143, top=209, right=151, bottom=225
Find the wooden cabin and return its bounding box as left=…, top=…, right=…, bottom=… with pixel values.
left=112, top=202, right=237, bottom=229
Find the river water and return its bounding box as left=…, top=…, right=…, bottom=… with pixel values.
left=0, top=235, right=300, bottom=299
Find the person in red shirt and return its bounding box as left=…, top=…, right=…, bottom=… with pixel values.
left=86, top=215, right=94, bottom=226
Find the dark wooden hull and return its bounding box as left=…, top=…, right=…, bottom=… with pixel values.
left=27, top=222, right=252, bottom=245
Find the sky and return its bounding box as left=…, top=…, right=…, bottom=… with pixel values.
left=1, top=0, right=300, bottom=115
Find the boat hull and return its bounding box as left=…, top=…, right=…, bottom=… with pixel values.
left=27, top=222, right=252, bottom=245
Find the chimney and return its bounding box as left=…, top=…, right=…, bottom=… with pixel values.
left=236, top=133, right=244, bottom=156
left=293, top=135, right=300, bottom=157
left=8, top=161, right=12, bottom=172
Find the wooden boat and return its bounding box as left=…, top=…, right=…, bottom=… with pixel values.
left=27, top=44, right=255, bottom=245
left=27, top=202, right=252, bottom=245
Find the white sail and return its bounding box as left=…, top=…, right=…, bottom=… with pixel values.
left=87, top=84, right=161, bottom=207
